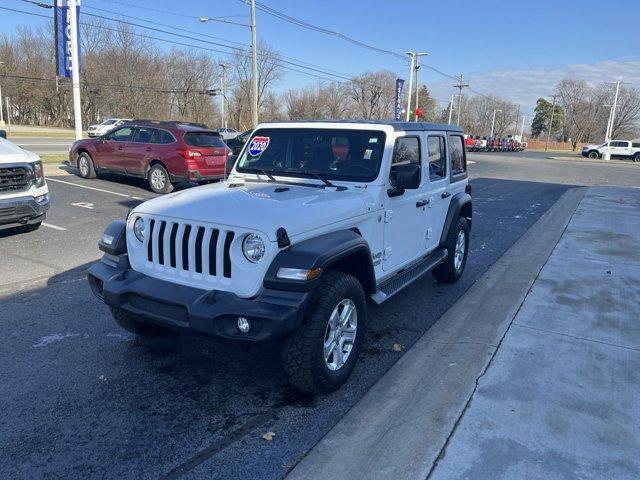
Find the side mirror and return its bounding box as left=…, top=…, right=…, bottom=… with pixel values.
left=0, top=130, right=6, bottom=139
left=225, top=154, right=237, bottom=176
left=389, top=163, right=420, bottom=194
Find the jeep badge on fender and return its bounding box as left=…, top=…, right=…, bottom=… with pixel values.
left=87, top=121, right=472, bottom=393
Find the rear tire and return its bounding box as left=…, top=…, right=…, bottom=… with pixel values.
left=281, top=271, right=366, bottom=393
left=110, top=307, right=173, bottom=337
left=148, top=164, right=174, bottom=194
left=634, top=153, right=640, bottom=163
left=77, top=152, right=97, bottom=179
left=433, top=216, right=469, bottom=284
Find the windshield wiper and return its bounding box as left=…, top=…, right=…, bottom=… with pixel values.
left=293, top=171, right=347, bottom=191
left=251, top=169, right=276, bottom=182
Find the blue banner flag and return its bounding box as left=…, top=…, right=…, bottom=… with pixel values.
left=394, top=79, right=405, bottom=121
left=55, top=0, right=81, bottom=78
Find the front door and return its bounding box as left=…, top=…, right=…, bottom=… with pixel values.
left=382, top=135, right=428, bottom=272
left=97, top=126, right=133, bottom=170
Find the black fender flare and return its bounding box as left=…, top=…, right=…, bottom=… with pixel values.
left=264, top=229, right=376, bottom=293
left=439, top=193, right=472, bottom=248
left=98, top=220, right=127, bottom=256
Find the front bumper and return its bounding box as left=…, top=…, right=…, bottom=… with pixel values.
left=87, top=255, right=311, bottom=342
left=0, top=195, right=50, bottom=228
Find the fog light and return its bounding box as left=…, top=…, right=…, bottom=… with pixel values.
left=237, top=317, right=250, bottom=333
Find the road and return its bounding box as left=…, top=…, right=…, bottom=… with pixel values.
left=12, top=136, right=74, bottom=155
left=1, top=153, right=639, bottom=479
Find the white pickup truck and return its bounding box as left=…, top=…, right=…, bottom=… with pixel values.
left=581, top=139, right=640, bottom=161
left=0, top=131, right=50, bottom=232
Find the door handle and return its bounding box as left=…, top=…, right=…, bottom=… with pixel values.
left=416, top=199, right=430, bottom=208
left=117, top=146, right=123, bottom=150
left=441, top=191, right=451, bottom=199
left=145, top=147, right=152, bottom=151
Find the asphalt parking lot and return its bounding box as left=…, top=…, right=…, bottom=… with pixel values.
left=2, top=153, right=640, bottom=479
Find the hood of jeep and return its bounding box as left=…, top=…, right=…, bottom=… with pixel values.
left=135, top=180, right=368, bottom=241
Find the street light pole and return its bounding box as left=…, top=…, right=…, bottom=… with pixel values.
left=490, top=109, right=501, bottom=138
left=249, top=0, right=259, bottom=127
left=447, top=93, right=457, bottom=125
left=219, top=63, right=227, bottom=129
left=453, top=74, right=469, bottom=125
left=0, top=61, right=4, bottom=126
left=68, top=0, right=83, bottom=141
left=545, top=94, right=557, bottom=152
left=405, top=53, right=415, bottom=122
left=606, top=81, right=621, bottom=140
left=520, top=114, right=526, bottom=140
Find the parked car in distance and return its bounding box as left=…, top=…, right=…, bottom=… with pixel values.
left=69, top=120, right=231, bottom=194
left=582, top=140, right=640, bottom=161
left=225, top=129, right=251, bottom=156
left=0, top=132, right=50, bottom=233
left=213, top=127, right=240, bottom=140
left=87, top=118, right=132, bottom=138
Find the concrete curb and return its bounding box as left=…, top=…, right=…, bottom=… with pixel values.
left=546, top=155, right=634, bottom=165
left=287, top=187, right=586, bottom=480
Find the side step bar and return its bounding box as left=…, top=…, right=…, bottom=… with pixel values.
left=370, top=249, right=448, bottom=305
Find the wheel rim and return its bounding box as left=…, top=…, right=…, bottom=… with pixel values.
left=150, top=168, right=166, bottom=190
left=323, top=299, right=358, bottom=371
left=79, top=156, right=89, bottom=176
left=454, top=230, right=466, bottom=271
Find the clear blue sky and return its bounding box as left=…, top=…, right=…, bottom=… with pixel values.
left=2, top=0, right=640, bottom=113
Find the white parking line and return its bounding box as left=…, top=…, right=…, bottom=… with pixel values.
left=468, top=160, right=476, bottom=164
left=42, top=222, right=67, bottom=231
left=47, top=177, right=136, bottom=198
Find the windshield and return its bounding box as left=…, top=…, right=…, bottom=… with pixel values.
left=236, top=128, right=387, bottom=182
left=102, top=119, right=117, bottom=125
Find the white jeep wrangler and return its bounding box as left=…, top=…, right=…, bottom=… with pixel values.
left=88, top=121, right=472, bottom=393
left=0, top=132, right=51, bottom=232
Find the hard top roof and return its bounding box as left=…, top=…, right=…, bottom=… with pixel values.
left=123, top=120, right=212, bottom=131
left=257, top=120, right=464, bottom=132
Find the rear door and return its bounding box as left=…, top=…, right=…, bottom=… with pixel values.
left=424, top=133, right=450, bottom=251
left=123, top=127, right=155, bottom=174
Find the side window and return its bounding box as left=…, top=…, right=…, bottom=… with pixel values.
left=151, top=129, right=175, bottom=144
left=106, top=127, right=133, bottom=142
left=448, top=134, right=466, bottom=176
left=392, top=137, right=420, bottom=166
left=427, top=136, right=447, bottom=181
left=632, top=142, right=640, bottom=148
left=619, top=141, right=629, bottom=148
left=133, top=127, right=153, bottom=143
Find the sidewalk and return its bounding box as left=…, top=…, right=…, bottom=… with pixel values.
left=288, top=186, right=640, bottom=479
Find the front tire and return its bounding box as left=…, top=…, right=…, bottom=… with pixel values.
left=148, top=164, right=174, bottom=194
left=433, top=216, right=469, bottom=284
left=281, top=271, right=366, bottom=393
left=588, top=151, right=599, bottom=159
left=634, top=153, right=640, bottom=163
left=110, top=307, right=173, bottom=337
left=77, top=152, right=97, bottom=179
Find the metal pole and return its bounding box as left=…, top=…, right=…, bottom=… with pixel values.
left=414, top=61, right=420, bottom=122
left=448, top=94, right=455, bottom=125
left=490, top=109, right=499, bottom=138
left=250, top=0, right=259, bottom=127
left=5, top=97, right=11, bottom=133
left=513, top=105, right=520, bottom=137
left=545, top=95, right=556, bottom=152
left=608, top=81, right=621, bottom=140
left=405, top=53, right=414, bottom=122
left=219, top=63, right=227, bottom=129
left=68, top=0, right=83, bottom=140
left=604, top=105, right=613, bottom=142
left=520, top=114, right=526, bottom=139
left=453, top=74, right=468, bottom=126
left=0, top=82, right=4, bottom=126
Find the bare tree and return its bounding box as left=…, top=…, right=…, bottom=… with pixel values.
left=349, top=70, right=396, bottom=120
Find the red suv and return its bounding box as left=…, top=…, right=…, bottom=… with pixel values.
left=69, top=120, right=230, bottom=193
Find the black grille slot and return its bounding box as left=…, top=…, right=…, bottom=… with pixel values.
left=223, top=231, right=234, bottom=278
left=157, top=221, right=166, bottom=265
left=169, top=223, right=178, bottom=268
left=208, top=229, right=219, bottom=276
left=181, top=225, right=192, bottom=270
left=147, top=219, right=155, bottom=262
left=0, top=167, right=30, bottom=192
left=194, top=227, right=205, bottom=273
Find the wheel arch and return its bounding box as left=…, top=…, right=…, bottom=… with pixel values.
left=439, top=192, right=472, bottom=248
left=76, top=148, right=92, bottom=166
left=264, top=229, right=376, bottom=294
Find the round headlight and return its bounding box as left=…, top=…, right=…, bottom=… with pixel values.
left=242, top=233, right=265, bottom=263
left=133, top=217, right=146, bottom=242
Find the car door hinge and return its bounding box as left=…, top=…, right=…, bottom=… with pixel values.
left=384, top=210, right=393, bottom=223
left=383, top=247, right=392, bottom=261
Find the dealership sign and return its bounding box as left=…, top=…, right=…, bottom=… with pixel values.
left=54, top=0, right=81, bottom=78
left=394, top=78, right=405, bottom=121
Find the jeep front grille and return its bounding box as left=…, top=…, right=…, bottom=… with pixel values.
left=145, top=219, right=235, bottom=279
left=0, top=167, right=31, bottom=192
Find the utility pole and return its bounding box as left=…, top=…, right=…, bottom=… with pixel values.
left=453, top=74, right=469, bottom=125
left=447, top=93, right=457, bottom=125
left=249, top=0, right=259, bottom=127
left=219, top=63, right=227, bottom=129
left=0, top=61, right=4, bottom=126
left=68, top=0, right=83, bottom=140
left=606, top=81, right=621, bottom=141
left=404, top=52, right=429, bottom=121
left=604, top=104, right=613, bottom=141
left=520, top=114, right=526, bottom=140
left=513, top=104, right=520, bottom=137
left=5, top=97, right=11, bottom=132
left=490, top=109, right=501, bottom=138
left=545, top=94, right=557, bottom=151
left=414, top=62, right=421, bottom=122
